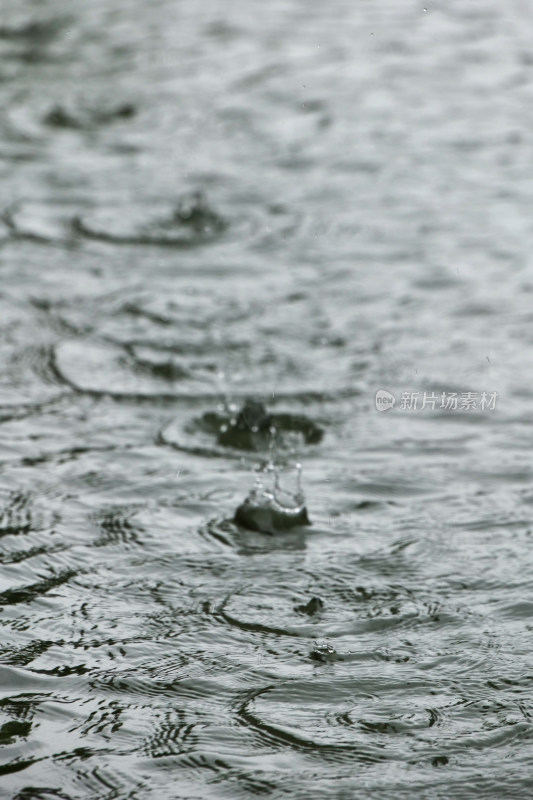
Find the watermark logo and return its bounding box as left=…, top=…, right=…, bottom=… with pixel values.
left=375, top=389, right=396, bottom=412
left=375, top=390, right=498, bottom=412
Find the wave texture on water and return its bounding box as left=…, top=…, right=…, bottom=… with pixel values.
left=1, top=0, right=533, bottom=798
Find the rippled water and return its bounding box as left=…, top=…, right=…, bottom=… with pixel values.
left=1, top=1, right=533, bottom=797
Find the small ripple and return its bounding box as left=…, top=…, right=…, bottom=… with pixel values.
left=0, top=202, right=81, bottom=248
left=25, top=344, right=66, bottom=389
left=0, top=543, right=66, bottom=566
left=43, top=101, right=136, bottom=130
left=203, top=517, right=309, bottom=555
left=92, top=506, right=144, bottom=548
left=72, top=192, right=227, bottom=249
left=159, top=398, right=324, bottom=461
left=0, top=394, right=70, bottom=424
left=70, top=193, right=303, bottom=254
left=53, top=338, right=353, bottom=402
left=0, top=639, right=55, bottom=667
left=75, top=698, right=126, bottom=742
left=92, top=671, right=210, bottom=702
left=0, top=694, right=40, bottom=721
left=218, top=590, right=313, bottom=638
left=0, top=491, right=34, bottom=537
left=143, top=707, right=198, bottom=758
left=12, top=789, right=74, bottom=800
left=66, top=763, right=143, bottom=800
left=0, top=331, right=68, bottom=411
left=52, top=339, right=224, bottom=399
left=236, top=678, right=518, bottom=771
left=237, top=685, right=390, bottom=764
left=0, top=490, right=59, bottom=539
left=0, top=568, right=78, bottom=606
left=214, top=582, right=433, bottom=640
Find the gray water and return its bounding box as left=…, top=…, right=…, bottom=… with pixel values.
left=1, top=1, right=533, bottom=797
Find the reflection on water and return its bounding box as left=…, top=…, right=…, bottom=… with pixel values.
left=1, top=0, right=533, bottom=798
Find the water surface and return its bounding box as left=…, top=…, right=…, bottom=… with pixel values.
left=1, top=1, right=533, bottom=798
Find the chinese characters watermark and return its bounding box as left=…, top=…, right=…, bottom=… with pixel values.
left=375, top=389, right=498, bottom=413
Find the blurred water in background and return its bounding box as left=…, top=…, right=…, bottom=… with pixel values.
left=1, top=0, right=533, bottom=797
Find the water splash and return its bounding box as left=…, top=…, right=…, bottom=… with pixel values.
left=218, top=398, right=276, bottom=450
left=234, top=462, right=310, bottom=534
left=311, top=641, right=337, bottom=662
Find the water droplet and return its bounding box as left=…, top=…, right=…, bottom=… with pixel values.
left=312, top=641, right=336, bottom=661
